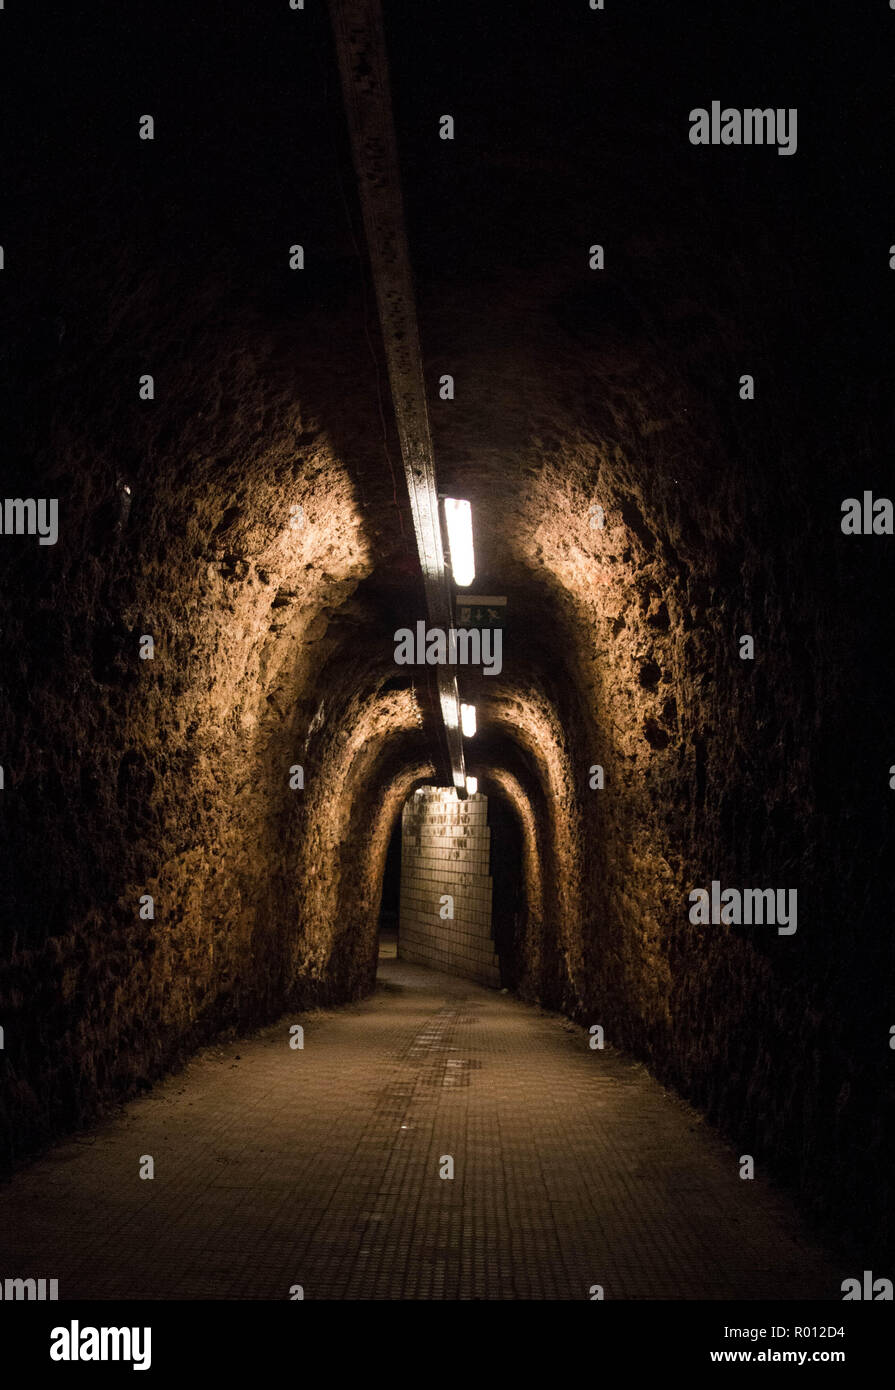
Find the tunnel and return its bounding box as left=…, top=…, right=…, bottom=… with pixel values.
left=0, top=0, right=893, bottom=1325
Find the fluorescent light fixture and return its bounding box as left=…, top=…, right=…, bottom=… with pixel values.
left=440, top=687, right=460, bottom=731
left=443, top=498, right=475, bottom=586
left=465, top=776, right=478, bottom=796
left=460, top=703, right=477, bottom=738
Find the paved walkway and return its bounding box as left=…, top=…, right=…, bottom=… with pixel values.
left=0, top=956, right=841, bottom=1300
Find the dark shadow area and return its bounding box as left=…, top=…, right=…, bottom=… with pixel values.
left=488, top=793, right=526, bottom=991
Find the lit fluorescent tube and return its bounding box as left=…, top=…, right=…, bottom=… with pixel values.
left=465, top=776, right=478, bottom=796
left=443, top=498, right=475, bottom=587
left=460, top=703, right=477, bottom=738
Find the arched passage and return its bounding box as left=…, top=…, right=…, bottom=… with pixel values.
left=0, top=0, right=891, bottom=1308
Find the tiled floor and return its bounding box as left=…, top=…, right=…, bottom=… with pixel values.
left=0, top=957, right=842, bottom=1299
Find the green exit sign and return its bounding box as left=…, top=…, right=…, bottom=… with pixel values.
left=455, top=595, right=506, bottom=628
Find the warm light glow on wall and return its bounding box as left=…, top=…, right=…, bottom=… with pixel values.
left=460, top=703, right=477, bottom=738
left=443, top=498, right=475, bottom=586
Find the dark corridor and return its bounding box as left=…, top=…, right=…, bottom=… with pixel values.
left=0, top=0, right=893, bottom=1351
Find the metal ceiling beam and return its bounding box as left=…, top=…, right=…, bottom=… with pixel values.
left=328, top=0, right=466, bottom=793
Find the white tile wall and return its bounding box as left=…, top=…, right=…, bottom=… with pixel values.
left=398, top=787, right=500, bottom=987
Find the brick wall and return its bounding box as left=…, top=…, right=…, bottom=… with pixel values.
left=398, top=788, right=500, bottom=986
